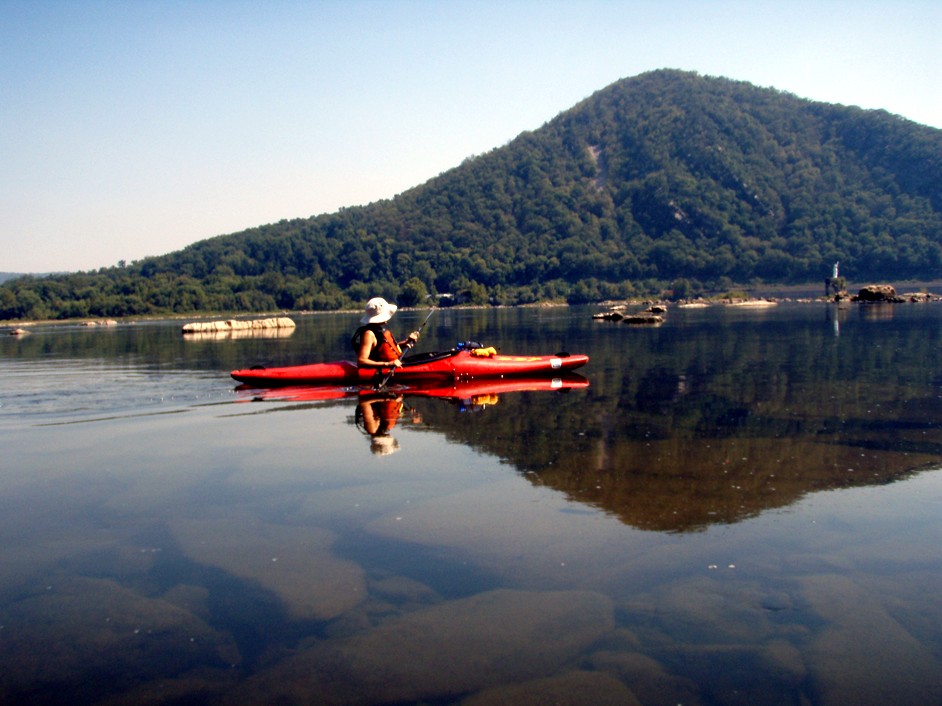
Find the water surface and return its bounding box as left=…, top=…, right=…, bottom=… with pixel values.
left=2, top=304, right=941, bottom=705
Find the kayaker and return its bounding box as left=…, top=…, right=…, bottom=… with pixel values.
left=353, top=297, right=420, bottom=370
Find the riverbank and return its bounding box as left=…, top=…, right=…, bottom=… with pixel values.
left=6, top=280, right=942, bottom=330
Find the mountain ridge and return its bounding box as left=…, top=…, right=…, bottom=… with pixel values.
left=3, top=69, right=941, bottom=320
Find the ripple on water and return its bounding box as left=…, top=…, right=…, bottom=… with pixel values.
left=0, top=359, right=231, bottom=424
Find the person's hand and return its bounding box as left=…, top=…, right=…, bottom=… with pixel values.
left=392, top=359, right=404, bottom=368
left=408, top=331, right=420, bottom=343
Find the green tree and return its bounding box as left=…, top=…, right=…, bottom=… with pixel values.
left=399, top=277, right=430, bottom=307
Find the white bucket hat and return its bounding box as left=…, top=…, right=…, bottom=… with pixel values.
left=361, top=297, right=398, bottom=324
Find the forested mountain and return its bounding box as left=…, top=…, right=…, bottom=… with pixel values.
left=4, top=69, right=941, bottom=320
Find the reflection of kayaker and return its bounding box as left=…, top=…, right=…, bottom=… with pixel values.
left=455, top=393, right=500, bottom=413
left=354, top=393, right=422, bottom=456
left=357, top=394, right=404, bottom=435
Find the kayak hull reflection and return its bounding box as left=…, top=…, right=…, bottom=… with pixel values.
left=231, top=349, right=589, bottom=387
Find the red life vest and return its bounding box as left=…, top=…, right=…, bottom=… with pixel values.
left=353, top=324, right=401, bottom=363
left=374, top=397, right=403, bottom=430
left=355, top=395, right=404, bottom=435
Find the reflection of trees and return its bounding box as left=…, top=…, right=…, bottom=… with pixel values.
left=2, top=315, right=360, bottom=373
left=20, top=305, right=942, bottom=534
left=410, top=306, right=942, bottom=532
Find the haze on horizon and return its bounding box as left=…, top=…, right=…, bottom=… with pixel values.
left=2, top=0, right=939, bottom=274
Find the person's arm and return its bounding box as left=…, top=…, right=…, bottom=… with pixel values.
left=358, top=401, right=381, bottom=434
left=356, top=329, right=402, bottom=368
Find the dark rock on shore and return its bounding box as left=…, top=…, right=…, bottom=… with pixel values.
left=852, top=285, right=902, bottom=302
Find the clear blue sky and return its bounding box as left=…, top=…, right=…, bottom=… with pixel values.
left=2, top=0, right=939, bottom=273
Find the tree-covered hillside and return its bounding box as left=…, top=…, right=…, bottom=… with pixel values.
left=4, top=69, right=941, bottom=320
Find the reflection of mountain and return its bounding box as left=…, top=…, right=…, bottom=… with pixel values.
left=14, top=306, right=942, bottom=534
left=533, top=406, right=940, bottom=533
left=408, top=306, right=942, bottom=532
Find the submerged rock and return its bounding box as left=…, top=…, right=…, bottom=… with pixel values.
left=229, top=588, right=615, bottom=705
left=170, top=518, right=366, bottom=621
left=0, top=576, right=239, bottom=701
left=460, top=669, right=640, bottom=705
left=801, top=574, right=942, bottom=706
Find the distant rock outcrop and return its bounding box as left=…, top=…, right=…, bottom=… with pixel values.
left=592, top=311, right=623, bottom=321
left=725, top=299, right=778, bottom=307
left=181, top=317, right=296, bottom=334
left=853, top=285, right=901, bottom=302
left=593, top=306, right=664, bottom=325
left=902, top=292, right=936, bottom=302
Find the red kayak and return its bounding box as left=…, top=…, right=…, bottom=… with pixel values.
left=231, top=348, right=589, bottom=387
left=235, top=372, right=590, bottom=403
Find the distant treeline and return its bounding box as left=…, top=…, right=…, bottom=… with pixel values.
left=3, top=69, right=941, bottom=320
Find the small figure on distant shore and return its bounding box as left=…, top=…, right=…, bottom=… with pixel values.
left=825, top=262, right=845, bottom=298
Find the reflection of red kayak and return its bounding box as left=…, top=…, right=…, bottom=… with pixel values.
left=231, top=349, right=589, bottom=386
left=405, top=373, right=589, bottom=399
left=236, top=373, right=590, bottom=403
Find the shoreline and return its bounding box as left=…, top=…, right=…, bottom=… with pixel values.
left=5, top=281, right=942, bottom=329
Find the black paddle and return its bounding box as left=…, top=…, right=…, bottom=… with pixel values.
left=376, top=307, right=436, bottom=390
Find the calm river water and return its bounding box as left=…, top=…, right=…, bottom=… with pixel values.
left=2, top=303, right=942, bottom=705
